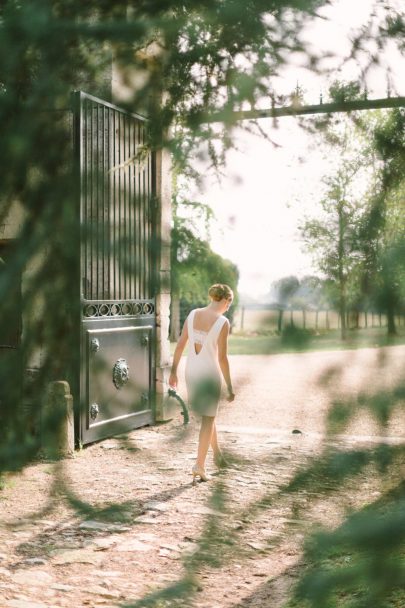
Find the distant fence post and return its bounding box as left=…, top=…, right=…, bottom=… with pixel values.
left=277, top=309, right=283, bottom=332
left=240, top=306, right=245, bottom=331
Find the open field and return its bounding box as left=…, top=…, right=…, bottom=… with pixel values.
left=233, top=307, right=405, bottom=333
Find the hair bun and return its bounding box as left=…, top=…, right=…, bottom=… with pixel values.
left=208, top=284, right=233, bottom=302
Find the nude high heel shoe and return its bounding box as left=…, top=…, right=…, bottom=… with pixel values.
left=192, top=464, right=209, bottom=482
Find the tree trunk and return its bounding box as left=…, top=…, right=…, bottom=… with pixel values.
left=338, top=203, right=346, bottom=340
left=339, top=297, right=347, bottom=340
left=378, top=274, right=397, bottom=336
left=387, top=305, right=397, bottom=336
left=326, top=309, right=330, bottom=330
left=315, top=310, right=319, bottom=331
left=302, top=309, right=306, bottom=329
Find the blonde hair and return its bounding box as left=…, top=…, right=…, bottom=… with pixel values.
left=208, top=284, right=233, bottom=302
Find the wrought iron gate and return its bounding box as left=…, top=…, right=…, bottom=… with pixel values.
left=73, top=91, right=156, bottom=445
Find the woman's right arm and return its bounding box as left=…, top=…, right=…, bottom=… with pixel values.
left=168, top=320, right=189, bottom=389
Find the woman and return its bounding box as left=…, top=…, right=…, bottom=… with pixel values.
left=169, top=284, right=235, bottom=482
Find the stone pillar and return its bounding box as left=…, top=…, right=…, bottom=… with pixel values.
left=154, top=146, right=177, bottom=421
left=42, top=381, right=74, bottom=457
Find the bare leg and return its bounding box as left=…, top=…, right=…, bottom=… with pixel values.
left=210, top=420, right=221, bottom=459
left=196, top=416, right=215, bottom=469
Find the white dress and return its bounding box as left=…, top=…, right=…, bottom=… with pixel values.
left=185, top=309, right=228, bottom=417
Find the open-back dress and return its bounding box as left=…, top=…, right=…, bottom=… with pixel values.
left=185, top=309, right=228, bottom=417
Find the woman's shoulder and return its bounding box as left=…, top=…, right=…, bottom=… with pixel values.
left=191, top=306, right=209, bottom=317
left=187, top=307, right=205, bottom=321
left=220, top=316, right=230, bottom=328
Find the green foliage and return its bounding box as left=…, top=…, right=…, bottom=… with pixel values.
left=0, top=2, right=404, bottom=608
left=290, top=101, right=405, bottom=605
left=272, top=275, right=300, bottom=307
left=329, top=80, right=364, bottom=104
left=373, top=109, right=405, bottom=190
left=171, top=175, right=239, bottom=333
left=300, top=103, right=405, bottom=339
left=271, top=275, right=339, bottom=313
left=355, top=109, right=405, bottom=334
left=173, top=222, right=239, bottom=323
left=293, top=452, right=405, bottom=608
left=281, top=324, right=312, bottom=349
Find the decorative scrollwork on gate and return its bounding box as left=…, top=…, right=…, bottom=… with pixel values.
left=112, top=358, right=129, bottom=390
left=90, top=338, right=100, bottom=353
left=83, top=300, right=155, bottom=319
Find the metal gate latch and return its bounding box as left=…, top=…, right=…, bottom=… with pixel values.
left=112, top=358, right=129, bottom=389
left=141, top=335, right=149, bottom=347
left=90, top=403, right=99, bottom=420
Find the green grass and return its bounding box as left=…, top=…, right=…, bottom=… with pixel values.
left=227, top=328, right=405, bottom=356
left=171, top=328, right=405, bottom=357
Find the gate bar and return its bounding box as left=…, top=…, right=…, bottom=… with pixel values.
left=74, top=90, right=148, bottom=122
left=208, top=96, right=405, bottom=123
left=72, top=89, right=156, bottom=304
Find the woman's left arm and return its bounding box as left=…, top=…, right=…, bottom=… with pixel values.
left=218, top=320, right=235, bottom=402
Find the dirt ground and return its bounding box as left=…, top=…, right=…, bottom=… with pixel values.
left=0, top=345, right=404, bottom=608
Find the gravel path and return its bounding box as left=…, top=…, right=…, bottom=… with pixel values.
left=0, top=346, right=404, bottom=608
left=215, top=345, right=405, bottom=439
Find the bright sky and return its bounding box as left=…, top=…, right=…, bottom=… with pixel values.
left=186, top=0, right=405, bottom=300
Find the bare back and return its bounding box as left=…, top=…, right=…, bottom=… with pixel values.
left=192, top=307, right=227, bottom=355
left=193, top=307, right=223, bottom=333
